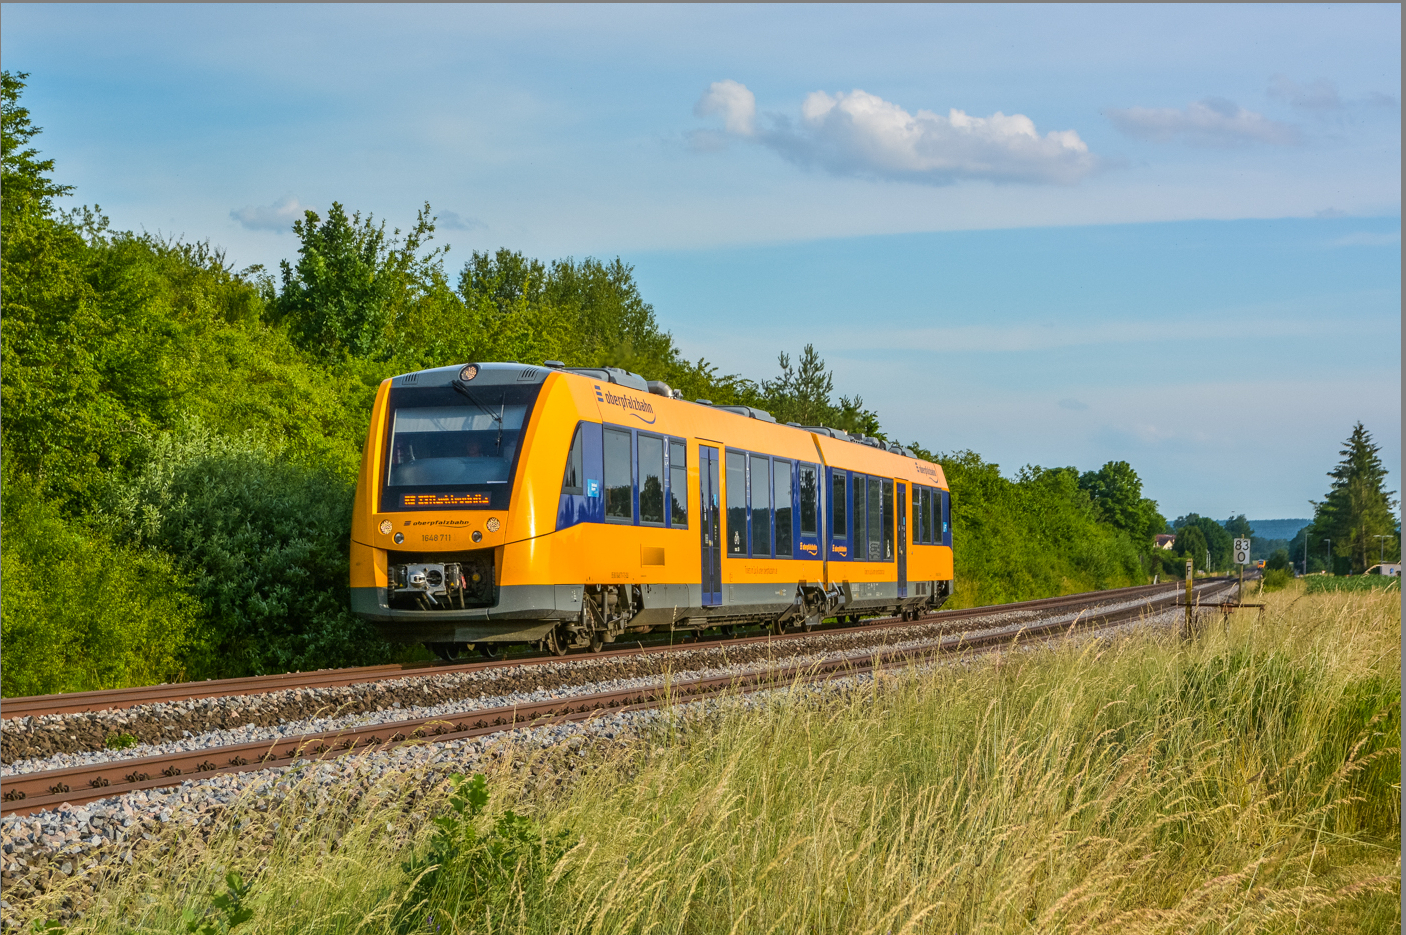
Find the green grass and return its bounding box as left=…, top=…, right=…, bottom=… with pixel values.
left=41, top=587, right=1400, bottom=934
left=1303, top=574, right=1401, bottom=594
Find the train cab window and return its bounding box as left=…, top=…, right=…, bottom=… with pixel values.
left=669, top=441, right=687, bottom=526
left=750, top=454, right=772, bottom=557
left=831, top=471, right=847, bottom=540
left=603, top=428, right=634, bottom=522
left=773, top=459, right=793, bottom=557
left=881, top=478, right=894, bottom=561
left=726, top=451, right=747, bottom=554
left=799, top=465, right=818, bottom=537
left=638, top=434, right=665, bottom=525
left=561, top=426, right=584, bottom=495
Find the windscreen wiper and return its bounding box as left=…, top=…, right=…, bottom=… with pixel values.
left=451, top=380, right=506, bottom=455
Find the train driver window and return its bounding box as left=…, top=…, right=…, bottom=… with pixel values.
left=773, top=459, right=793, bottom=557
left=750, top=454, right=772, bottom=557
left=831, top=471, right=847, bottom=540
left=639, top=434, right=664, bottom=524
left=561, top=425, right=583, bottom=495
left=726, top=450, right=747, bottom=554
left=669, top=441, right=687, bottom=526
left=799, top=465, right=818, bottom=537
left=603, top=427, right=634, bottom=523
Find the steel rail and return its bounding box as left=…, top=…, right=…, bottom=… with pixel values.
left=0, top=580, right=1235, bottom=817
left=1, top=579, right=1228, bottom=720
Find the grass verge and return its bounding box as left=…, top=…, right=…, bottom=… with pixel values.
left=41, top=586, right=1401, bottom=934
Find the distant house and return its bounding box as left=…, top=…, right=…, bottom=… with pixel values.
left=1154, top=534, right=1176, bottom=550
left=1365, top=563, right=1401, bottom=577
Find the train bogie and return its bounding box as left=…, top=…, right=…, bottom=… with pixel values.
left=350, top=361, right=954, bottom=652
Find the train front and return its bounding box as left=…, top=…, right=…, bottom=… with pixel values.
left=349, top=362, right=566, bottom=655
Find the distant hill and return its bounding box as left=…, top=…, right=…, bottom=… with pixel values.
left=1246, top=519, right=1312, bottom=540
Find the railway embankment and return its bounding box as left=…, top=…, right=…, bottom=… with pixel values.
left=3, top=582, right=1397, bottom=933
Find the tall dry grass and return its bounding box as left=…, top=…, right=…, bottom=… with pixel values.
left=58, top=585, right=1399, bottom=934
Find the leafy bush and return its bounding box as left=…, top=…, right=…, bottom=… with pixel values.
left=397, top=773, right=570, bottom=931
left=937, top=452, right=1146, bottom=606
left=1305, top=575, right=1401, bottom=594
left=0, top=470, right=202, bottom=696
left=1260, top=568, right=1294, bottom=592
left=102, top=423, right=385, bottom=677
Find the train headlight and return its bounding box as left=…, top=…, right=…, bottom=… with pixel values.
left=459, top=364, right=479, bottom=382
left=472, top=530, right=483, bottom=542
left=394, top=532, right=404, bottom=544
left=486, top=517, right=500, bottom=532
left=379, top=520, right=393, bottom=535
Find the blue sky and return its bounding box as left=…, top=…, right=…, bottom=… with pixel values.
left=3, top=3, right=1399, bottom=522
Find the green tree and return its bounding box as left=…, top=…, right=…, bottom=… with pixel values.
left=1310, top=422, right=1399, bottom=574
left=274, top=202, right=445, bottom=360
left=1223, top=514, right=1253, bottom=541
left=1078, top=461, right=1166, bottom=543
left=1175, top=524, right=1208, bottom=572
left=1266, top=548, right=1290, bottom=572
left=1, top=71, right=73, bottom=230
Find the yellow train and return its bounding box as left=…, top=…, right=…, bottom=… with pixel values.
left=350, top=362, right=954, bottom=657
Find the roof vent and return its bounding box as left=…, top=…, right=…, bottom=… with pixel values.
left=543, top=360, right=565, bottom=369
left=695, top=399, right=714, bottom=406
left=646, top=380, right=673, bottom=398
left=717, top=405, right=777, bottom=423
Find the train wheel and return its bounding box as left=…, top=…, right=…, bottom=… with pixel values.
left=478, top=643, right=502, bottom=661
left=589, top=630, right=606, bottom=653
left=719, top=625, right=738, bottom=640
left=543, top=626, right=568, bottom=657
left=428, top=642, right=465, bottom=661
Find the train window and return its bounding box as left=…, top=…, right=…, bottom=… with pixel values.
left=799, top=465, right=817, bottom=536
left=773, top=459, right=793, bottom=557
left=726, top=450, right=747, bottom=554
left=669, top=441, right=687, bottom=526
left=750, top=454, right=772, bottom=557
left=881, top=478, right=894, bottom=561
left=918, top=486, right=931, bottom=544
left=603, top=428, right=634, bottom=523
left=940, top=489, right=952, bottom=546
left=831, top=471, right=847, bottom=539
left=561, top=426, right=584, bottom=495
left=853, top=474, right=867, bottom=557
left=867, top=476, right=882, bottom=561
left=639, top=434, right=664, bottom=525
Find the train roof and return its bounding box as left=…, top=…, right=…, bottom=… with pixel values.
left=387, top=360, right=943, bottom=480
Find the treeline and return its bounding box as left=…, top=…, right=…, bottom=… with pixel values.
left=2, top=73, right=1169, bottom=695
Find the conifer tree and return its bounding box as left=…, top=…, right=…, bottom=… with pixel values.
left=1311, top=422, right=1399, bottom=573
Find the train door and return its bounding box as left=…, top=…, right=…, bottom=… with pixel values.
left=896, top=482, right=908, bottom=598
left=699, top=445, right=722, bottom=605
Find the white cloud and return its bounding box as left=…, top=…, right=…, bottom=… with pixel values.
left=230, top=195, right=314, bottom=232
left=694, top=79, right=756, bottom=136
left=437, top=209, right=485, bottom=231
left=1105, top=98, right=1299, bottom=147
left=1267, top=75, right=1343, bottom=112
left=694, top=81, right=1098, bottom=185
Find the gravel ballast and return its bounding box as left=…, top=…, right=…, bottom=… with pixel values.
left=0, top=601, right=1204, bottom=930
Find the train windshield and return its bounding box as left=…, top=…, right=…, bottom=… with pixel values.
left=381, top=382, right=541, bottom=511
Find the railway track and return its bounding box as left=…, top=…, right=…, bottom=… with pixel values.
left=2, top=578, right=1223, bottom=720
left=0, top=578, right=1235, bottom=817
